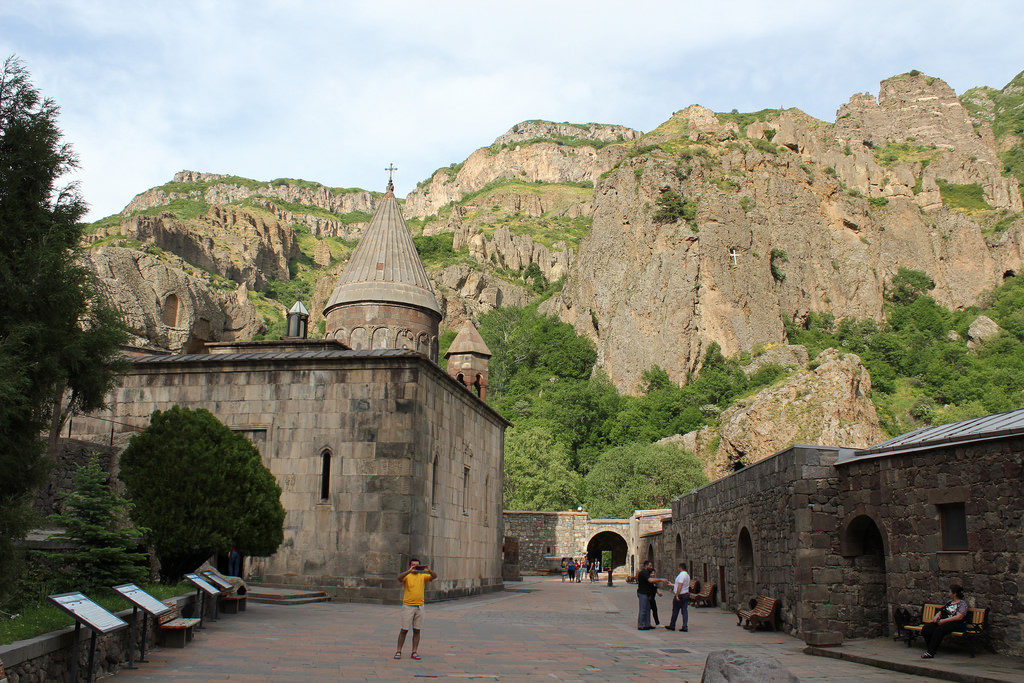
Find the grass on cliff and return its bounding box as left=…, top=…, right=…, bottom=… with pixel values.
left=873, top=142, right=942, bottom=167
left=960, top=70, right=1024, bottom=191
left=935, top=180, right=993, bottom=212
left=136, top=198, right=210, bottom=221
left=715, top=108, right=784, bottom=134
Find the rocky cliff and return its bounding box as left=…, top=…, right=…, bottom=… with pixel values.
left=660, top=349, right=886, bottom=478
left=88, top=70, right=1024, bottom=399
left=542, top=73, right=1024, bottom=393
left=88, top=246, right=262, bottom=352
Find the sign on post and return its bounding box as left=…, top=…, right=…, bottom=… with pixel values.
left=49, top=592, right=128, bottom=633
left=48, top=592, right=128, bottom=683
left=112, top=584, right=172, bottom=669
left=112, top=584, right=172, bottom=617
left=185, top=573, right=222, bottom=625
left=201, top=571, right=233, bottom=592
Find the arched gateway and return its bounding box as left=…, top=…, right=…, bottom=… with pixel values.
left=586, top=531, right=628, bottom=571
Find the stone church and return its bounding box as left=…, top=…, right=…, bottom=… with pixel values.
left=71, top=179, right=509, bottom=603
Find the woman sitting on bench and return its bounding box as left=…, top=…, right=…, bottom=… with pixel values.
left=920, top=584, right=968, bottom=659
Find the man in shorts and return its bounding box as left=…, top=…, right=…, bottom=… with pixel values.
left=395, top=558, right=436, bottom=660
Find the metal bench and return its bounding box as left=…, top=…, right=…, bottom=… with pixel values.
left=904, top=604, right=991, bottom=657
left=736, top=595, right=780, bottom=631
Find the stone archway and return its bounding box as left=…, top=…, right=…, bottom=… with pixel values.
left=841, top=514, right=888, bottom=637
left=736, top=527, right=755, bottom=601
left=586, top=531, right=628, bottom=572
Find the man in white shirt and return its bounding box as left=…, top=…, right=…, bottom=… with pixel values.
left=665, top=562, right=691, bottom=632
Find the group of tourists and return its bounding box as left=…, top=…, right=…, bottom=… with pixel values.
left=560, top=556, right=601, bottom=583
left=635, top=560, right=691, bottom=632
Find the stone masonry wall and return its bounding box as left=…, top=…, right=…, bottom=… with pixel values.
left=32, top=440, right=119, bottom=517
left=659, top=446, right=841, bottom=635
left=835, top=436, right=1024, bottom=656
left=70, top=352, right=506, bottom=604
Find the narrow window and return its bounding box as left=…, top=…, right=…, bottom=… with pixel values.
left=431, top=455, right=439, bottom=508
left=462, top=467, right=470, bottom=515
left=939, top=502, right=968, bottom=550
left=320, top=450, right=331, bottom=501
left=484, top=475, right=490, bottom=526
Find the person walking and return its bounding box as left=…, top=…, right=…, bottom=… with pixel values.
left=920, top=584, right=968, bottom=659
left=665, top=562, right=691, bottom=632
left=395, top=558, right=437, bottom=660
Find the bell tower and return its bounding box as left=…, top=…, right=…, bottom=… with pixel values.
left=445, top=320, right=491, bottom=399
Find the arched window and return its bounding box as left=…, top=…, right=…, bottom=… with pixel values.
left=431, top=455, right=439, bottom=508
left=320, top=450, right=331, bottom=501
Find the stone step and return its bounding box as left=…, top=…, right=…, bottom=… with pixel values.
left=246, top=586, right=330, bottom=605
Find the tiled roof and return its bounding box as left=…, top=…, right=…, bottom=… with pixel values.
left=838, top=407, right=1024, bottom=462
left=323, top=191, right=440, bottom=315
left=446, top=320, right=492, bottom=357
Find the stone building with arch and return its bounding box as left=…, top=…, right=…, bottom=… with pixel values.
left=70, top=180, right=510, bottom=603
left=503, top=509, right=670, bottom=576
left=651, top=410, right=1024, bottom=656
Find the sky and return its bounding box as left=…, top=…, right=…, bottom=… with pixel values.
left=1, top=1, right=1022, bottom=221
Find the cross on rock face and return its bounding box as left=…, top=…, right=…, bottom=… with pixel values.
left=730, top=249, right=739, bottom=266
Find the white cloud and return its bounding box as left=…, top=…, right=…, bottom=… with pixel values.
left=0, top=0, right=1020, bottom=219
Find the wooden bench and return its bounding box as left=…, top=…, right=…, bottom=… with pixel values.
left=157, top=600, right=201, bottom=648
left=904, top=604, right=991, bottom=657
left=219, top=591, right=247, bottom=614
left=690, top=583, right=717, bottom=607
left=736, top=595, right=780, bottom=631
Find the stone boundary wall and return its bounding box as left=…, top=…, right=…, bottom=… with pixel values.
left=835, top=436, right=1024, bottom=656
left=659, top=446, right=841, bottom=635
left=32, top=440, right=119, bottom=517
left=0, top=593, right=194, bottom=683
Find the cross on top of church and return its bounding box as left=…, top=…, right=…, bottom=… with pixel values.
left=385, top=163, right=398, bottom=193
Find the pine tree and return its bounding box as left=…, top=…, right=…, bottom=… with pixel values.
left=55, top=458, right=149, bottom=592
left=0, top=55, right=127, bottom=598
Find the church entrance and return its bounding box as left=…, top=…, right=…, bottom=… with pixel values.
left=841, top=514, right=889, bottom=637
left=586, top=531, right=627, bottom=572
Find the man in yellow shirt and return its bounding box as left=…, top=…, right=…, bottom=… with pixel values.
left=395, top=558, right=437, bottom=660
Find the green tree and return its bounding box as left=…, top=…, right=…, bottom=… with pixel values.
left=53, top=457, right=149, bottom=591
left=885, top=267, right=935, bottom=304
left=0, top=56, right=127, bottom=598
left=119, top=406, right=285, bottom=580
left=503, top=425, right=582, bottom=510
left=583, top=443, right=708, bottom=518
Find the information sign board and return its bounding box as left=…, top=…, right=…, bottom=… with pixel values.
left=112, top=584, right=172, bottom=617
left=48, top=592, right=127, bottom=633
left=201, top=572, right=233, bottom=591
left=184, top=573, right=221, bottom=595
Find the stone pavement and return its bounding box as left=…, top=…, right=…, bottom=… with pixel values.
left=113, top=576, right=949, bottom=682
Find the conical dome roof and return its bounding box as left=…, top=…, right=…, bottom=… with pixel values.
left=324, top=186, right=441, bottom=316
left=446, top=320, right=492, bottom=357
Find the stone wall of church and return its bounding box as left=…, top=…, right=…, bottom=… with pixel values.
left=835, top=436, right=1024, bottom=656
left=70, top=352, right=504, bottom=604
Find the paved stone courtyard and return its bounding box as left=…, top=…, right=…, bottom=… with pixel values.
left=112, top=576, right=1010, bottom=681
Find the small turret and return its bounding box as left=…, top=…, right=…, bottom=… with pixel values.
left=445, top=320, right=491, bottom=399
left=285, top=301, right=309, bottom=339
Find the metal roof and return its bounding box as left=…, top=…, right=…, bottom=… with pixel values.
left=837, top=407, right=1024, bottom=463
left=323, top=190, right=441, bottom=316
left=129, top=348, right=419, bottom=364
